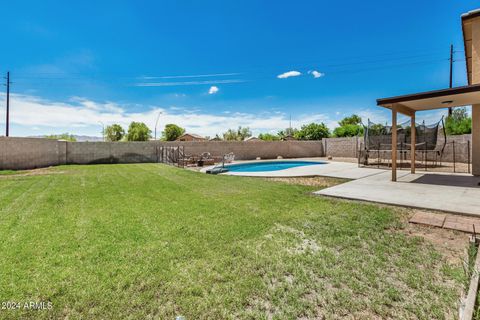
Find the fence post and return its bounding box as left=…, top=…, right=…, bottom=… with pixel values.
left=453, top=140, right=456, bottom=173
left=468, top=140, right=471, bottom=174
left=355, top=136, right=358, bottom=158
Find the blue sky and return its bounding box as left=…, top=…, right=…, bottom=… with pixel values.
left=0, top=0, right=478, bottom=137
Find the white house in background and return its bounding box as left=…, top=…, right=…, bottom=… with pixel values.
left=245, top=136, right=261, bottom=142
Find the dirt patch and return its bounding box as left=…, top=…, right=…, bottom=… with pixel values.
left=265, top=176, right=348, bottom=188
left=399, top=209, right=470, bottom=265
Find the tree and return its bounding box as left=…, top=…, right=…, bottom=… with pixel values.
left=333, top=114, right=364, bottom=137
left=278, top=127, right=298, bottom=140
left=294, top=123, right=330, bottom=140
left=338, top=114, right=362, bottom=127
left=333, top=124, right=364, bottom=137
left=223, top=126, right=252, bottom=141
left=445, top=107, right=472, bottom=135
left=105, top=124, right=125, bottom=142
left=162, top=124, right=185, bottom=141
left=45, top=133, right=77, bottom=141
left=258, top=133, right=280, bottom=141
left=126, top=122, right=151, bottom=141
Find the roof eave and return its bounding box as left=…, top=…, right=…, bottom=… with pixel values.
left=377, top=84, right=480, bottom=106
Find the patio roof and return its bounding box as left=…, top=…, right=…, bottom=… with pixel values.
left=376, top=84, right=480, bottom=114
left=462, top=9, right=480, bottom=85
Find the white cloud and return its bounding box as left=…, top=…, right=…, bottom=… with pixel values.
left=0, top=92, right=337, bottom=138
left=277, top=71, right=302, bottom=79
left=208, top=86, right=219, bottom=95
left=309, top=70, right=325, bottom=78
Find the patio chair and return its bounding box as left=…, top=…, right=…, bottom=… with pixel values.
left=223, top=152, right=235, bottom=163
left=179, top=154, right=196, bottom=167
left=198, top=152, right=215, bottom=166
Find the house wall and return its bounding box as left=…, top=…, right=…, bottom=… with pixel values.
left=470, top=17, right=480, bottom=175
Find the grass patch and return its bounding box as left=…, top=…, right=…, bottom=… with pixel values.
left=0, top=164, right=466, bottom=319
left=0, top=170, right=25, bottom=176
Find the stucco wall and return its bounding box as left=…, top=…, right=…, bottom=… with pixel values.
left=0, top=137, right=67, bottom=170
left=0, top=138, right=324, bottom=170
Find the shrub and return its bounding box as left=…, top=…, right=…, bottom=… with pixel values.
left=445, top=107, right=472, bottom=135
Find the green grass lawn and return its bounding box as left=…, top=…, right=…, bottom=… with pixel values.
left=0, top=164, right=465, bottom=319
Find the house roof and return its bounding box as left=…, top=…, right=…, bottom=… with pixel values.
left=461, top=9, right=480, bottom=85
left=177, top=133, right=206, bottom=139
left=377, top=84, right=480, bottom=114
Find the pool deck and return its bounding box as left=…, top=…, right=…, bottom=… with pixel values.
left=202, top=158, right=480, bottom=216
left=202, top=159, right=385, bottom=179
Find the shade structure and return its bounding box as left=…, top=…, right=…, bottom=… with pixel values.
left=377, top=84, right=480, bottom=114
left=377, top=84, right=480, bottom=181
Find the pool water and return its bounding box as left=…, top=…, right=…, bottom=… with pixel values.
left=224, top=161, right=326, bottom=172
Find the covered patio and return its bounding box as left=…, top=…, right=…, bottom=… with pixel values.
left=376, top=84, right=480, bottom=181
left=316, top=170, right=480, bottom=216
left=316, top=9, right=480, bottom=216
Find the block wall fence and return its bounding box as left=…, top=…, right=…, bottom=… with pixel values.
left=0, top=135, right=471, bottom=170
left=0, top=138, right=324, bottom=170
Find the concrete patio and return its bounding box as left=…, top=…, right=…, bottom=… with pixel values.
left=316, top=170, right=480, bottom=216
left=210, top=160, right=385, bottom=179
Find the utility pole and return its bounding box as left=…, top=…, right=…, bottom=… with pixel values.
left=98, top=121, right=105, bottom=141
left=448, top=44, right=454, bottom=116
left=154, top=111, right=162, bottom=140
left=5, top=72, right=11, bottom=137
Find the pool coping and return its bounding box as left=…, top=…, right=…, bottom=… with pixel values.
left=200, top=159, right=386, bottom=179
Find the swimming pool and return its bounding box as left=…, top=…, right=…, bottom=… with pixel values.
left=224, top=160, right=326, bottom=172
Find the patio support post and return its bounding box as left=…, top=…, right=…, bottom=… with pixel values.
left=411, top=112, right=416, bottom=174
left=391, top=107, right=397, bottom=181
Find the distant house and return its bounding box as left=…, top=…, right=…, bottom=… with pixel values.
left=244, top=136, right=261, bottom=142
left=176, top=133, right=207, bottom=142
left=209, top=136, right=222, bottom=141
left=282, top=134, right=296, bottom=141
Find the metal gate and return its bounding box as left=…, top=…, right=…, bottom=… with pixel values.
left=157, top=146, right=185, bottom=167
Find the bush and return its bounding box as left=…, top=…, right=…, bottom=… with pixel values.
left=333, top=114, right=364, bottom=137
left=294, top=123, right=330, bottom=140
left=258, top=133, right=280, bottom=141
left=445, top=107, right=472, bottom=135
left=223, top=126, right=252, bottom=141
left=333, top=124, right=364, bottom=137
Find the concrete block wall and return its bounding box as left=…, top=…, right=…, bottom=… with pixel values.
left=322, top=137, right=360, bottom=158
left=0, top=137, right=67, bottom=170
left=437, top=134, right=472, bottom=163
left=0, top=138, right=324, bottom=170
left=171, top=140, right=324, bottom=160
left=67, top=142, right=159, bottom=164
left=322, top=134, right=472, bottom=163
left=1, top=134, right=470, bottom=170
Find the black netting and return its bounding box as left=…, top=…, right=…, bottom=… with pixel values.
left=364, top=117, right=445, bottom=152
